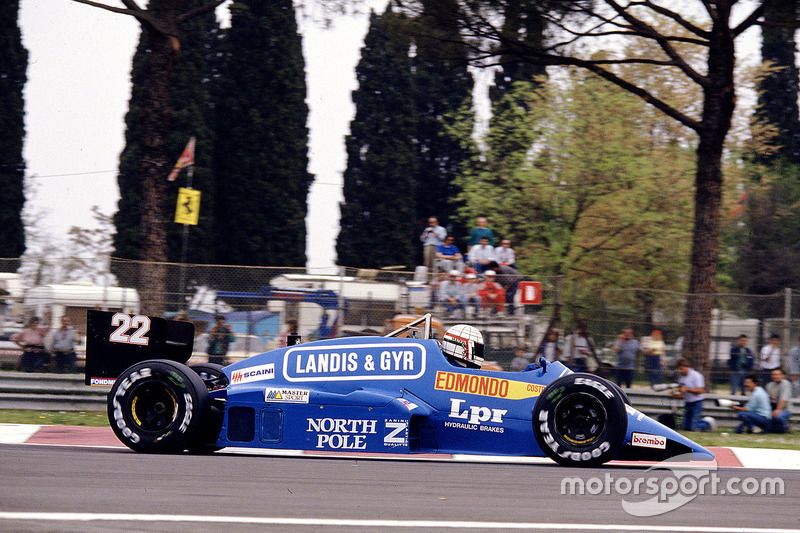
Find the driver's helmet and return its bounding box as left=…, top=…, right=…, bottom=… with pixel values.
left=441, top=325, right=484, bottom=368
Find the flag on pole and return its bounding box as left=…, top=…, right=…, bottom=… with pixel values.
left=167, top=137, right=196, bottom=181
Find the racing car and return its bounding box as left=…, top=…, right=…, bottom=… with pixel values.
left=85, top=310, right=714, bottom=467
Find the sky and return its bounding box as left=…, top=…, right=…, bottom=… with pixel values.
left=19, top=0, right=386, bottom=272
left=17, top=1, right=764, bottom=275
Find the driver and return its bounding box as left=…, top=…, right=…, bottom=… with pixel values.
left=441, top=325, right=485, bottom=369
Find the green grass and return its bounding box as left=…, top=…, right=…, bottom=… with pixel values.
left=0, top=409, right=108, bottom=427
left=676, top=429, right=800, bottom=451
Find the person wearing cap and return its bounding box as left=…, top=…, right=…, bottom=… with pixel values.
left=642, top=329, right=666, bottom=386
left=462, top=272, right=482, bottom=317
left=438, top=270, right=466, bottom=317
left=478, top=270, right=505, bottom=315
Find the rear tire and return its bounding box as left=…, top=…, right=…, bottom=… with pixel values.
left=190, top=363, right=229, bottom=390
left=533, top=373, right=627, bottom=467
left=107, top=359, right=210, bottom=453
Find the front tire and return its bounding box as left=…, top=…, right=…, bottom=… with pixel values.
left=533, top=373, right=627, bottom=467
left=108, top=360, right=210, bottom=453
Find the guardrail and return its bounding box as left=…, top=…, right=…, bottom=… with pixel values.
left=0, top=372, right=106, bottom=411
left=0, top=372, right=797, bottom=432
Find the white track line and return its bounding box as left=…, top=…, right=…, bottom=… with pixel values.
left=0, top=513, right=798, bottom=532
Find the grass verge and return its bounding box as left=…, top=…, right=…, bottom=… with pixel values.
left=0, top=409, right=108, bottom=427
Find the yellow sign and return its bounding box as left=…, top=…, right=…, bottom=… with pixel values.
left=175, top=188, right=201, bottom=225
left=434, top=371, right=545, bottom=400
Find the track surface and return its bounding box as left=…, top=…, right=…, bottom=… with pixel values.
left=1, top=428, right=799, bottom=532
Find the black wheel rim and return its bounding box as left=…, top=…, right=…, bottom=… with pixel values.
left=129, top=382, right=179, bottom=432
left=553, top=392, right=607, bottom=446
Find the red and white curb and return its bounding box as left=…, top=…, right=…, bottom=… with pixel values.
left=2, top=423, right=798, bottom=469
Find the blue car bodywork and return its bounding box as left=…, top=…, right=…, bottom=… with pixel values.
left=86, top=311, right=713, bottom=466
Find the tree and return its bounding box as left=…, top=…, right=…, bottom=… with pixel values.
left=113, top=0, right=220, bottom=290
left=212, top=0, right=312, bottom=268
left=424, top=0, right=777, bottom=373
left=755, top=0, right=800, bottom=165
left=457, top=75, right=694, bottom=322
left=336, top=6, right=418, bottom=268
left=408, top=0, right=474, bottom=247
left=0, top=0, right=28, bottom=263
left=72, top=0, right=225, bottom=314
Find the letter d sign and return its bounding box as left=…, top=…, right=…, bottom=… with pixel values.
left=519, top=281, right=542, bottom=305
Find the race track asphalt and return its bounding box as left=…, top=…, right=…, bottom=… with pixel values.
left=1, top=424, right=799, bottom=532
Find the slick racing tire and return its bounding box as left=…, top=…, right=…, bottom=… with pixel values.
left=107, top=359, right=210, bottom=453
left=187, top=364, right=227, bottom=453
left=190, top=363, right=229, bottom=390
left=533, top=373, right=627, bottom=467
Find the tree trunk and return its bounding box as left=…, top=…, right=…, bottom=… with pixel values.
left=138, top=13, right=179, bottom=316
left=682, top=3, right=736, bottom=378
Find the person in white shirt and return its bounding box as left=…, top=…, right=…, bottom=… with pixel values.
left=468, top=236, right=495, bottom=274
left=760, top=334, right=781, bottom=385
left=494, top=239, right=516, bottom=268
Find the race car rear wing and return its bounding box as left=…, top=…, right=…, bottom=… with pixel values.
left=84, top=310, right=195, bottom=386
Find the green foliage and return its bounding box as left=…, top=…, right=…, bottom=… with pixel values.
left=0, top=0, right=27, bottom=260
left=336, top=7, right=418, bottom=269
left=212, top=0, right=312, bottom=267
left=756, top=0, right=800, bottom=165
left=456, top=73, right=695, bottom=296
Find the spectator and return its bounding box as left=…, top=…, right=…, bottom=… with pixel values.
left=670, top=358, right=712, bottom=431
left=279, top=318, right=299, bottom=348
left=49, top=316, right=77, bottom=373
left=765, top=368, right=792, bottom=433
left=12, top=316, right=51, bottom=373
left=428, top=271, right=446, bottom=309
left=567, top=326, right=591, bottom=373
left=486, top=260, right=520, bottom=316
left=438, top=270, right=466, bottom=317
left=420, top=216, right=447, bottom=279
left=462, top=273, right=482, bottom=317
left=510, top=346, right=532, bottom=372
left=207, top=314, right=235, bottom=365
left=468, top=236, right=495, bottom=274
left=495, top=239, right=516, bottom=268
left=435, top=235, right=464, bottom=274
left=537, top=330, right=562, bottom=363
left=787, top=337, right=800, bottom=398
left=613, top=327, right=640, bottom=388
left=731, top=374, right=772, bottom=434
left=759, top=333, right=781, bottom=386
left=467, top=216, right=495, bottom=251
left=728, top=334, right=754, bottom=396
left=642, top=330, right=665, bottom=386
left=477, top=270, right=505, bottom=314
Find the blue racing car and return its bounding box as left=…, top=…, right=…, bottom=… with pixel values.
left=85, top=311, right=713, bottom=466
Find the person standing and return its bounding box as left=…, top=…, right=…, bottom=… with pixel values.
left=487, top=261, right=520, bottom=316
left=12, top=316, right=51, bottom=372
left=567, top=327, right=591, bottom=373
left=207, top=314, right=235, bottom=365
left=670, top=358, right=711, bottom=431
left=728, top=334, right=754, bottom=395
left=613, top=327, right=640, bottom=388
left=759, top=334, right=781, bottom=386
left=642, top=330, right=665, bottom=386
left=420, top=217, right=447, bottom=278
left=466, top=216, right=495, bottom=251
left=50, top=316, right=77, bottom=373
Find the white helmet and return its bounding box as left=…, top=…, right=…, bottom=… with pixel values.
left=442, top=325, right=484, bottom=368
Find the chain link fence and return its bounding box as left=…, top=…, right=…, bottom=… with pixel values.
left=2, top=257, right=800, bottom=391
